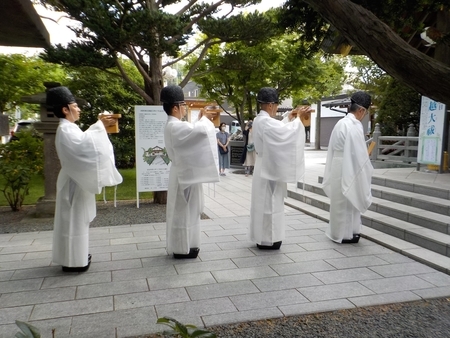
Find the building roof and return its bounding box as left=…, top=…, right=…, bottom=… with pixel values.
left=0, top=0, right=50, bottom=48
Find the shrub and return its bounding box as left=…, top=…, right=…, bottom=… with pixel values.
left=157, top=317, right=216, bottom=338
left=0, top=129, right=44, bottom=211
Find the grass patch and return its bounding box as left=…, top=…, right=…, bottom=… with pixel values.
left=0, top=168, right=153, bottom=207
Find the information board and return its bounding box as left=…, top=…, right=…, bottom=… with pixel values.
left=417, top=97, right=446, bottom=165
left=135, top=106, right=170, bottom=206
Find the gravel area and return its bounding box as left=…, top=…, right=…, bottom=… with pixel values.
left=138, top=298, right=450, bottom=338
left=2, top=201, right=450, bottom=337
left=0, top=200, right=207, bottom=234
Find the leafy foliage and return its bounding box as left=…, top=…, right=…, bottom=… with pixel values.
left=64, top=60, right=144, bottom=168
left=14, top=320, right=41, bottom=338
left=39, top=0, right=276, bottom=105
left=0, top=54, right=65, bottom=117
left=376, top=78, right=421, bottom=136
left=188, top=26, right=334, bottom=126
left=0, top=129, right=44, bottom=211
left=157, top=317, right=216, bottom=338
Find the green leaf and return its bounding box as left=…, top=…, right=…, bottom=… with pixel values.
left=15, top=320, right=41, bottom=338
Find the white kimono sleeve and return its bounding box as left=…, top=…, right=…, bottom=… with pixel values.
left=261, top=117, right=305, bottom=183
left=341, top=128, right=373, bottom=212
left=169, top=116, right=220, bottom=189
left=57, top=120, right=122, bottom=194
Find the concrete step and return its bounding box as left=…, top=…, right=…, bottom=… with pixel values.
left=286, top=188, right=450, bottom=259
left=284, top=196, right=450, bottom=274
left=296, top=181, right=450, bottom=235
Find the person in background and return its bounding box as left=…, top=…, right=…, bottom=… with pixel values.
left=240, top=119, right=255, bottom=176
left=249, top=87, right=312, bottom=250
left=322, top=91, right=373, bottom=244
left=162, top=85, right=219, bottom=259
left=216, top=122, right=230, bottom=176
left=48, top=86, right=123, bottom=272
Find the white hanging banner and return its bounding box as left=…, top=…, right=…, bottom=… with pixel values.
left=417, top=97, right=446, bottom=165
left=134, top=105, right=170, bottom=207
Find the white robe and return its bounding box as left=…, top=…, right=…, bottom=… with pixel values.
left=53, top=119, right=123, bottom=267
left=164, top=115, right=219, bottom=254
left=249, top=110, right=305, bottom=245
left=322, top=113, right=373, bottom=243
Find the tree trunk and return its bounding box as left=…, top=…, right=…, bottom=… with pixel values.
left=434, top=9, right=450, bottom=65
left=150, top=55, right=163, bottom=105
left=150, top=54, right=167, bottom=204
left=303, top=0, right=450, bottom=106
left=154, top=190, right=167, bottom=204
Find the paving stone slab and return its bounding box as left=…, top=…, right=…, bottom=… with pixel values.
left=0, top=278, right=43, bottom=293
left=368, top=262, right=436, bottom=277
left=41, top=272, right=112, bottom=290
left=147, top=271, right=216, bottom=291
left=77, top=279, right=149, bottom=299
left=112, top=265, right=177, bottom=282
left=155, top=297, right=237, bottom=319
left=349, top=291, right=422, bottom=308
left=232, top=253, right=293, bottom=268
left=325, top=255, right=390, bottom=269
left=174, top=259, right=237, bottom=275
left=298, top=281, right=375, bottom=302
left=212, top=266, right=278, bottom=283
left=270, top=260, right=336, bottom=276
left=312, top=267, right=383, bottom=285
left=114, top=287, right=189, bottom=310
left=0, top=287, right=76, bottom=308
left=279, top=298, right=355, bottom=317
left=11, top=266, right=68, bottom=280
left=416, top=272, right=450, bottom=287
left=230, top=289, right=309, bottom=311
left=198, top=248, right=255, bottom=261
left=412, top=285, right=450, bottom=299
left=286, top=249, right=346, bottom=262
left=186, top=280, right=259, bottom=301
left=30, top=297, right=113, bottom=320
left=0, top=305, right=33, bottom=325
left=252, top=273, right=323, bottom=292
left=360, top=275, right=435, bottom=294
left=203, top=307, right=284, bottom=327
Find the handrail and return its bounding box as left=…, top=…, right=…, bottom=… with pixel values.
left=370, top=123, right=418, bottom=163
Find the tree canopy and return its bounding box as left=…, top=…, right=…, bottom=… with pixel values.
left=188, top=30, right=341, bottom=126
left=38, top=0, right=279, bottom=104
left=0, top=54, right=65, bottom=118
left=279, top=0, right=450, bottom=105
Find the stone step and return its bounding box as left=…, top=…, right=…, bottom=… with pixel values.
left=371, top=184, right=450, bottom=217
left=296, top=181, right=450, bottom=235
left=286, top=189, right=450, bottom=259
left=372, top=176, right=450, bottom=200
left=318, top=175, right=450, bottom=200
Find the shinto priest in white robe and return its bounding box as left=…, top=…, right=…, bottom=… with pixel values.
left=164, top=115, right=219, bottom=255
left=322, top=113, right=373, bottom=243
left=53, top=119, right=122, bottom=267
left=249, top=110, right=306, bottom=245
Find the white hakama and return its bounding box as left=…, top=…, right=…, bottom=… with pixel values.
left=323, top=114, right=373, bottom=243
left=164, top=116, right=219, bottom=255
left=249, top=110, right=305, bottom=245
left=53, top=119, right=122, bottom=267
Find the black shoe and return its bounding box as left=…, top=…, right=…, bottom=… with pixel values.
left=256, top=241, right=282, bottom=250
left=62, top=254, right=92, bottom=272
left=341, top=234, right=361, bottom=244
left=173, top=248, right=200, bottom=259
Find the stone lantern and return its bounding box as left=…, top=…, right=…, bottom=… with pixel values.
left=21, top=82, right=86, bottom=217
